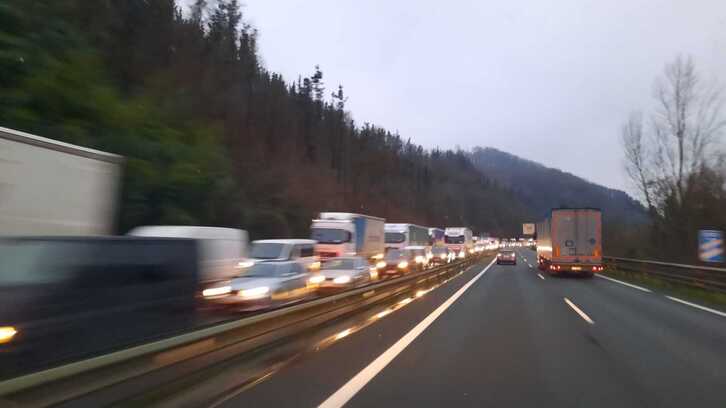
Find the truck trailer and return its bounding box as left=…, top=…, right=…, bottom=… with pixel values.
left=0, top=126, right=123, bottom=236
left=536, top=208, right=603, bottom=277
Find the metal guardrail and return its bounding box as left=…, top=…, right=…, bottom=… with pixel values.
left=604, top=256, right=726, bottom=293
left=0, top=255, right=489, bottom=407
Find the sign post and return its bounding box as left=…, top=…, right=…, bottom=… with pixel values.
left=698, top=230, right=723, bottom=263
left=522, top=223, right=535, bottom=236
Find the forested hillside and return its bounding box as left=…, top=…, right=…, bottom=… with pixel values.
left=470, top=147, right=646, bottom=224
left=0, top=0, right=530, bottom=238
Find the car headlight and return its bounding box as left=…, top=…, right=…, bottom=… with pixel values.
left=237, top=260, right=255, bottom=269
left=376, top=261, right=387, bottom=269
left=309, top=275, right=325, bottom=284
left=415, top=255, right=425, bottom=263
left=0, top=326, right=17, bottom=344
left=439, top=254, right=446, bottom=259
left=309, top=261, right=321, bottom=270
left=398, top=261, right=408, bottom=269
left=239, top=286, right=270, bottom=298
left=202, top=285, right=232, bottom=297
left=458, top=251, right=465, bottom=258
left=333, top=275, right=351, bottom=284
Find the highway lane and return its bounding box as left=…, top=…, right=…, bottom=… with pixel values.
left=220, top=248, right=726, bottom=407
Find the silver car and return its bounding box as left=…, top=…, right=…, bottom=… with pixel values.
left=318, top=257, right=373, bottom=292
left=204, top=262, right=315, bottom=311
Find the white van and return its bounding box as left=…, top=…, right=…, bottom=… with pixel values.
left=127, top=226, right=249, bottom=285
left=247, top=239, right=320, bottom=270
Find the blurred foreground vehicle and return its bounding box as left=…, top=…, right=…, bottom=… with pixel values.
left=128, top=226, right=248, bottom=292
left=0, top=236, right=198, bottom=378
left=317, top=257, right=373, bottom=293
left=204, top=262, right=315, bottom=311
left=0, top=127, right=122, bottom=236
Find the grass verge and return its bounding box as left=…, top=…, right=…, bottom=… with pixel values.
left=602, top=266, right=726, bottom=312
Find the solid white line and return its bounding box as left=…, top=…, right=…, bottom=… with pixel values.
left=595, top=274, right=652, bottom=293
left=318, top=258, right=497, bottom=408
left=564, top=298, right=594, bottom=324
left=666, top=296, right=726, bottom=318
left=537, top=273, right=545, bottom=280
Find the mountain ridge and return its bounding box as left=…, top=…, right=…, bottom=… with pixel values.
left=469, top=147, right=647, bottom=224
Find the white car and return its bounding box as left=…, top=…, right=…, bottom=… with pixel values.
left=317, top=257, right=373, bottom=292
left=204, top=261, right=316, bottom=311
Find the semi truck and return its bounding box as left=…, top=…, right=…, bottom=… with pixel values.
left=536, top=208, right=603, bottom=277
left=428, top=227, right=445, bottom=246
left=0, top=126, right=123, bottom=235
left=310, top=212, right=385, bottom=261
left=384, top=223, right=430, bottom=250
left=444, top=227, right=473, bottom=258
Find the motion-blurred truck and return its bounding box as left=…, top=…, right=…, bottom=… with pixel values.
left=0, top=126, right=123, bottom=235
left=311, top=212, right=385, bottom=261
left=536, top=208, right=603, bottom=277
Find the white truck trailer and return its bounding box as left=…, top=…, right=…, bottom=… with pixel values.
left=0, top=126, right=123, bottom=235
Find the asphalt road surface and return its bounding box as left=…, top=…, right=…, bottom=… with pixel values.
left=219, top=248, right=726, bottom=408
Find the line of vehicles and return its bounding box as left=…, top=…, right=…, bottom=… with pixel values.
left=197, top=216, right=487, bottom=311
left=0, top=127, right=492, bottom=364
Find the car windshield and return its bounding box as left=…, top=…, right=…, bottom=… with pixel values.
left=250, top=243, right=286, bottom=259
left=322, top=259, right=356, bottom=270
left=241, top=263, right=289, bottom=277
left=444, top=235, right=465, bottom=244
left=384, top=232, right=405, bottom=244
left=500, top=251, right=514, bottom=255
left=311, top=228, right=352, bottom=244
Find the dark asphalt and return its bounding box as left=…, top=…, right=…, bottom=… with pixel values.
left=220, top=249, right=726, bottom=407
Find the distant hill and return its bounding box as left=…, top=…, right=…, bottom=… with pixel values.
left=469, top=147, right=647, bottom=224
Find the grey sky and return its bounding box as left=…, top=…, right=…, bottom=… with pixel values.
left=207, top=0, right=726, bottom=192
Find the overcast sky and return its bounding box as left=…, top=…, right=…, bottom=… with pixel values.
left=193, top=0, right=726, bottom=192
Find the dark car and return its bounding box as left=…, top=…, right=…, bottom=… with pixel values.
left=376, top=249, right=412, bottom=277
left=0, top=236, right=199, bottom=378
left=497, top=250, right=517, bottom=265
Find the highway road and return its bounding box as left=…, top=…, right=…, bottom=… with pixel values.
left=217, top=248, right=726, bottom=408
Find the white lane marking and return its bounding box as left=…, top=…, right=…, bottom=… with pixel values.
left=564, top=298, right=594, bottom=324
left=537, top=273, right=545, bottom=280
left=595, top=274, right=652, bottom=293
left=318, top=258, right=497, bottom=408
left=666, top=296, right=726, bottom=318
left=527, top=263, right=533, bottom=268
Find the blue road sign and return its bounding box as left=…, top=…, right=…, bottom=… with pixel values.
left=698, top=230, right=723, bottom=263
